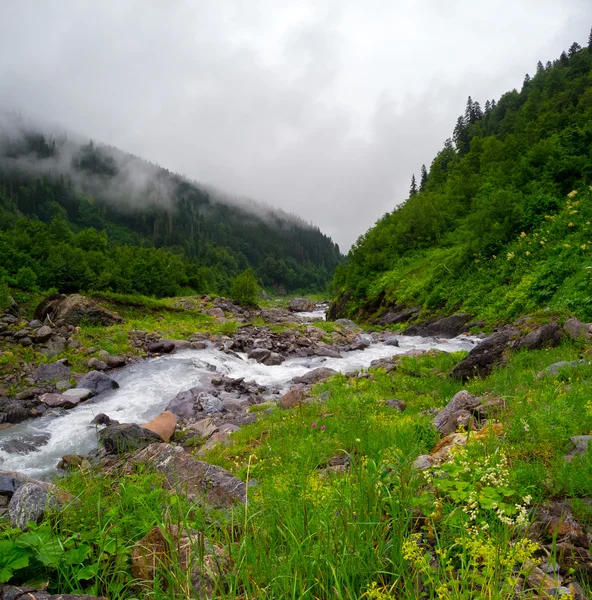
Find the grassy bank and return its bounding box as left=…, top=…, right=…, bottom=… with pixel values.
left=2, top=337, right=592, bottom=598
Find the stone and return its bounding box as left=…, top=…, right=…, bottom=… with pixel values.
left=570, top=435, right=591, bottom=456
left=385, top=399, right=406, bottom=412
left=356, top=334, right=373, bottom=347
left=564, top=317, right=591, bottom=340
left=433, top=390, right=480, bottom=435
left=45, top=335, right=67, bottom=353
left=56, top=454, right=87, bottom=470
left=0, top=433, right=51, bottom=455
left=28, top=320, right=43, bottom=329
left=133, top=443, right=247, bottom=506
left=248, top=348, right=271, bottom=362
left=515, top=322, right=563, bottom=351
left=261, top=352, right=284, bottom=366
left=288, top=297, right=315, bottom=312
left=450, top=329, right=514, bottom=380
left=199, top=393, right=224, bottom=414
left=34, top=361, right=71, bottom=383
left=62, top=388, right=93, bottom=402
left=544, top=360, right=588, bottom=377
left=140, top=410, right=177, bottom=442
left=33, top=325, right=53, bottom=343
left=0, top=473, right=17, bottom=495
left=334, top=319, right=362, bottom=332
left=0, top=586, right=106, bottom=599
left=100, top=423, right=164, bottom=454
left=384, top=336, right=400, bottom=347
left=4, top=404, right=29, bottom=424
left=106, top=355, right=126, bottom=368
left=166, top=387, right=223, bottom=418
left=430, top=433, right=469, bottom=463
left=76, top=371, right=119, bottom=394
left=131, top=525, right=226, bottom=598
left=90, top=413, right=119, bottom=426
left=525, top=566, right=561, bottom=594
left=56, top=380, right=73, bottom=391
left=279, top=386, right=306, bottom=409
left=8, top=482, right=56, bottom=530
left=39, top=393, right=79, bottom=409
left=34, top=293, right=123, bottom=326
left=87, top=357, right=107, bottom=371
left=292, top=367, right=338, bottom=385
left=376, top=305, right=421, bottom=326
left=404, top=313, right=472, bottom=338
left=187, top=418, right=219, bottom=439
left=412, top=455, right=433, bottom=470
left=19, top=337, right=33, bottom=347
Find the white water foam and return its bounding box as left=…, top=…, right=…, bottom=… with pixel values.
left=0, top=335, right=477, bottom=477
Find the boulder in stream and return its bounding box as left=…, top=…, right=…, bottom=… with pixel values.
left=140, top=410, right=177, bottom=442
left=288, top=298, right=315, bottom=312
left=76, top=371, right=119, bottom=395
left=292, top=367, right=338, bottom=385
left=100, top=423, right=164, bottom=454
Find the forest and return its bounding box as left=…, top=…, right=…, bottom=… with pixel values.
left=0, top=123, right=341, bottom=298
left=332, top=33, right=592, bottom=322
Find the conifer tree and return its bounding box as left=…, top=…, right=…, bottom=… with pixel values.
left=560, top=51, right=569, bottom=65
left=409, top=174, right=418, bottom=197
left=420, top=165, right=428, bottom=191
left=484, top=100, right=491, bottom=114
left=569, top=42, right=581, bottom=56
left=546, top=61, right=552, bottom=69
left=589, top=27, right=592, bottom=51
left=536, top=61, right=544, bottom=74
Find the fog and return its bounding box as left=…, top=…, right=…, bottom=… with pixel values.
left=0, top=1, right=589, bottom=249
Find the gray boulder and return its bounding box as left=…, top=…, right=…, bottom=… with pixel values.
left=384, top=336, right=400, bottom=347
left=9, top=483, right=57, bottom=530
left=404, top=313, right=472, bottom=339
left=450, top=329, right=515, bottom=380
left=99, top=423, right=163, bottom=454
left=34, top=293, right=123, bottom=326
left=514, top=323, right=562, bottom=350
left=288, top=297, right=314, bottom=312
left=564, top=317, right=591, bottom=341
left=433, top=390, right=481, bottom=435
left=292, top=367, right=338, bottom=385
left=334, top=319, right=362, bottom=332
left=76, top=371, right=119, bottom=395
left=544, top=360, right=588, bottom=377
left=34, top=362, right=71, bottom=383
left=376, top=305, right=421, bottom=326
left=39, top=393, right=79, bottom=409
left=165, top=386, right=222, bottom=418
left=133, top=443, right=246, bottom=507
left=33, top=325, right=53, bottom=343
left=261, top=352, right=284, bottom=366
left=88, top=357, right=107, bottom=371
left=62, top=388, right=93, bottom=402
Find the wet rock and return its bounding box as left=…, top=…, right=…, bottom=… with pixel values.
left=34, top=293, right=123, bottom=326
left=0, top=473, right=17, bottom=495
left=100, top=423, right=164, bottom=454
left=292, top=367, right=338, bottom=385
left=376, top=305, right=421, bottom=326
left=404, top=313, right=472, bottom=338
left=57, top=454, right=89, bottom=470
left=334, top=318, right=362, bottom=332
left=33, top=325, right=53, bottom=343
left=133, top=443, right=247, bottom=506
left=40, top=393, right=80, bottom=409
left=166, top=387, right=223, bottom=418
left=450, top=329, right=515, bottom=380
left=34, top=361, right=71, bottom=383
left=140, top=410, right=177, bottom=442
left=355, top=334, right=373, bottom=347
left=28, top=320, right=43, bottom=329
left=370, top=357, right=398, bottom=372
left=262, top=352, right=284, bottom=366
left=90, top=413, right=119, bottom=426
left=4, top=404, right=30, bottom=424
left=384, top=336, right=400, bottom=347
left=289, top=297, right=315, bottom=312
left=564, top=317, right=591, bottom=340
left=9, top=482, right=57, bottom=530
left=248, top=348, right=271, bottom=362
left=18, top=337, right=33, bottom=347
left=0, top=433, right=51, bottom=455
left=433, top=390, right=480, bottom=435
left=87, top=357, right=107, bottom=371
left=385, top=399, right=407, bottom=412
left=514, top=322, right=563, bottom=350
left=76, top=371, right=119, bottom=394
left=62, top=388, right=92, bottom=402
left=279, top=387, right=306, bottom=409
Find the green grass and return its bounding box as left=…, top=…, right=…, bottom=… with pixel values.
left=2, top=333, right=592, bottom=597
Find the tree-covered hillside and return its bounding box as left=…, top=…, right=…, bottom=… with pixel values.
left=0, top=119, right=341, bottom=297
left=332, top=33, right=592, bottom=323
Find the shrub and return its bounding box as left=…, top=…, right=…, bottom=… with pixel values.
left=230, top=269, right=259, bottom=306
left=0, top=279, right=9, bottom=310
left=15, top=267, right=38, bottom=291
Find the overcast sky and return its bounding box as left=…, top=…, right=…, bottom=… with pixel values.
left=0, top=1, right=590, bottom=251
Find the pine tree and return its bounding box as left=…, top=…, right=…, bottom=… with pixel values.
left=546, top=61, right=552, bottom=70
left=420, top=165, right=428, bottom=191
left=589, top=27, right=592, bottom=51
left=523, top=73, right=531, bottom=89
left=536, top=61, right=544, bottom=74
left=560, top=51, right=569, bottom=65
left=409, top=174, right=418, bottom=197
left=569, top=42, right=581, bottom=57
left=484, top=100, right=491, bottom=114
left=472, top=101, right=483, bottom=121
left=453, top=115, right=470, bottom=154
left=464, top=97, right=473, bottom=124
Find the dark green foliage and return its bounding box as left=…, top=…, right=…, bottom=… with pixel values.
left=0, top=125, right=341, bottom=297
left=409, top=173, right=418, bottom=197
left=230, top=268, right=259, bottom=306
left=419, top=164, right=428, bottom=191
left=334, top=39, right=592, bottom=321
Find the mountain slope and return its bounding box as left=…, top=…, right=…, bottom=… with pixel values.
left=0, top=119, right=341, bottom=296
left=331, top=37, right=592, bottom=323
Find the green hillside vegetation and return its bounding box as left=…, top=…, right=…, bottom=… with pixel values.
left=0, top=124, right=341, bottom=298
left=333, top=37, right=592, bottom=323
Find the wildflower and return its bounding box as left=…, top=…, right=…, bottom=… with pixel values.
left=321, top=425, right=326, bottom=431
left=525, top=251, right=531, bottom=256
left=311, top=422, right=317, bottom=428
left=507, top=252, right=515, bottom=260
left=564, top=243, right=571, bottom=248
left=353, top=512, right=358, bottom=520
left=77, top=533, right=81, bottom=539
left=568, top=190, right=578, bottom=198
left=581, top=245, right=588, bottom=250
left=568, top=222, right=574, bottom=227
left=520, top=231, right=527, bottom=238
left=356, top=438, right=361, bottom=442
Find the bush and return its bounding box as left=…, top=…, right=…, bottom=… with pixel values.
left=15, top=267, right=37, bottom=291
left=0, top=279, right=9, bottom=310
left=230, top=269, right=259, bottom=306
